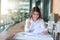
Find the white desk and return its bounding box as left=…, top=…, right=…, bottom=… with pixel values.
left=13, top=32, right=53, bottom=40
left=0, top=31, right=14, bottom=40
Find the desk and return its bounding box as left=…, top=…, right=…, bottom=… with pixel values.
left=13, top=32, right=53, bottom=40
left=0, top=31, right=14, bottom=40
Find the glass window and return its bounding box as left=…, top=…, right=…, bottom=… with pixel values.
left=36, top=0, right=52, bottom=22
left=0, top=0, right=30, bottom=32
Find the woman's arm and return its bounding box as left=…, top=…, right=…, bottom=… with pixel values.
left=40, top=19, right=46, bottom=28
left=40, top=19, right=49, bottom=34
left=41, top=31, right=49, bottom=35
left=24, top=19, right=31, bottom=32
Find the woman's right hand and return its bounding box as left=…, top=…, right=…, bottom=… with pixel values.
left=27, top=21, right=31, bottom=28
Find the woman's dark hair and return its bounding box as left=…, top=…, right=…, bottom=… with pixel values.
left=29, top=7, right=42, bottom=19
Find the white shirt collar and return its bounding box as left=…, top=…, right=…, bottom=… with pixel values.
left=30, top=18, right=41, bottom=23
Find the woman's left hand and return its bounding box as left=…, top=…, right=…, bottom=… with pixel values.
left=41, top=31, right=49, bottom=35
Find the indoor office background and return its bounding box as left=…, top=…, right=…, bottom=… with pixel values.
left=0, top=0, right=51, bottom=32
left=0, top=0, right=60, bottom=40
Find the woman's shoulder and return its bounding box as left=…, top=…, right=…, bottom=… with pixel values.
left=26, top=18, right=30, bottom=21
left=39, top=18, right=44, bottom=22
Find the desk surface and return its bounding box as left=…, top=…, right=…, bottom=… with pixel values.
left=0, top=31, right=14, bottom=40
left=13, top=32, right=53, bottom=40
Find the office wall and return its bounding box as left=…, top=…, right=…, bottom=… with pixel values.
left=52, top=0, right=60, bottom=16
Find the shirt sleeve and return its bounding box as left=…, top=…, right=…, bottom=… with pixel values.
left=40, top=19, right=48, bottom=31
left=40, top=19, right=45, bottom=28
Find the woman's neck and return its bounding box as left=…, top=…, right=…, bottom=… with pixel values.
left=31, top=18, right=39, bottom=22
left=33, top=19, right=38, bottom=22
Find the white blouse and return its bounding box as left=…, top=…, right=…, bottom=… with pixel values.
left=24, top=18, right=48, bottom=35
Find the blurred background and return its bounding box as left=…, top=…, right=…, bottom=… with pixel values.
left=0, top=0, right=60, bottom=40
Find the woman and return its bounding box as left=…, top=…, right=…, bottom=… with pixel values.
left=13, top=7, right=51, bottom=40
left=24, top=7, right=48, bottom=35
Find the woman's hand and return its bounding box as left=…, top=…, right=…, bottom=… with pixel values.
left=41, top=31, right=49, bottom=35
left=27, top=21, right=31, bottom=28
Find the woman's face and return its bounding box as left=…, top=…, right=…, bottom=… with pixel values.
left=32, top=11, right=39, bottom=21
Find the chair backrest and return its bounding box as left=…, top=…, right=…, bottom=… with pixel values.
left=55, top=22, right=60, bottom=33
left=48, top=21, right=55, bottom=29
left=47, top=21, right=55, bottom=34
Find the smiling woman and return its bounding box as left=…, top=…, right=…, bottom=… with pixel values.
left=13, top=7, right=53, bottom=40
left=0, top=0, right=54, bottom=40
